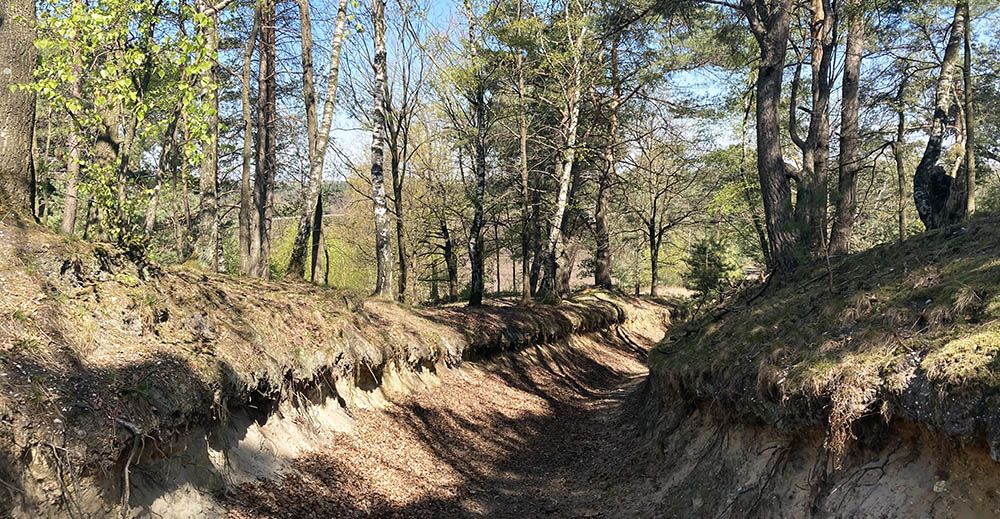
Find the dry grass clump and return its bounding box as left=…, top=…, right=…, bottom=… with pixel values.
left=953, top=286, right=985, bottom=320
left=824, top=361, right=882, bottom=465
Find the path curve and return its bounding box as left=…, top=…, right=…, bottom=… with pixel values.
left=226, top=327, right=661, bottom=518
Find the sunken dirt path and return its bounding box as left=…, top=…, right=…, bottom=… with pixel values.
left=225, top=328, right=663, bottom=518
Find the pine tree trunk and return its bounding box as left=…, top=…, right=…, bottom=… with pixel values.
left=516, top=50, right=532, bottom=304
left=252, top=0, right=277, bottom=278
left=467, top=111, right=487, bottom=306
left=594, top=37, right=619, bottom=289
left=894, top=77, right=908, bottom=242
left=829, top=0, right=865, bottom=255
left=791, top=0, right=833, bottom=256
left=963, top=0, right=975, bottom=216
left=0, top=0, right=36, bottom=218
left=745, top=0, right=797, bottom=273
left=494, top=220, right=502, bottom=294
left=239, top=1, right=260, bottom=276
left=914, top=1, right=966, bottom=230
left=739, top=99, right=770, bottom=267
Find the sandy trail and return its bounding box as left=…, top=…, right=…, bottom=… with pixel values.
left=225, top=327, right=659, bottom=518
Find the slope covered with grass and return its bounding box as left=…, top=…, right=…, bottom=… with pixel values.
left=0, top=221, right=667, bottom=515
left=649, top=215, right=1000, bottom=460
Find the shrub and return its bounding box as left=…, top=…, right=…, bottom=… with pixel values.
left=683, top=235, right=741, bottom=301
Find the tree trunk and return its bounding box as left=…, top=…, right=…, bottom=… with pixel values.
left=648, top=228, right=659, bottom=297
left=392, top=149, right=408, bottom=302
left=370, top=0, right=392, bottom=297
left=196, top=7, right=220, bottom=270
left=516, top=48, right=532, bottom=304
left=82, top=197, right=95, bottom=239
left=252, top=0, right=277, bottom=278
left=914, top=1, right=966, bottom=230
left=540, top=13, right=586, bottom=302
left=144, top=172, right=161, bottom=237
left=739, top=96, right=770, bottom=267
left=442, top=221, right=458, bottom=302
left=239, top=1, right=260, bottom=276
left=963, top=0, right=975, bottom=216
left=558, top=240, right=580, bottom=296
left=62, top=18, right=83, bottom=235
left=34, top=109, right=50, bottom=222
left=893, top=77, right=909, bottom=242
left=552, top=160, right=583, bottom=296
left=791, top=0, right=834, bottom=256
left=430, top=260, right=440, bottom=302
left=288, top=0, right=320, bottom=280
left=511, top=246, right=517, bottom=294
left=151, top=103, right=182, bottom=244
left=528, top=168, right=544, bottom=296
left=594, top=36, right=619, bottom=289
left=745, top=0, right=797, bottom=273
left=310, top=194, right=324, bottom=283
left=0, top=0, right=36, bottom=218
left=467, top=111, right=487, bottom=306
left=829, top=0, right=864, bottom=255
left=289, top=0, right=349, bottom=280
left=494, top=220, right=502, bottom=294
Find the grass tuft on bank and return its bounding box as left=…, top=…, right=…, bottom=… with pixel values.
left=649, top=215, right=1000, bottom=460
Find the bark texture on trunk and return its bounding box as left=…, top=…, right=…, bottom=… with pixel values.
left=790, top=0, right=834, bottom=256
left=61, top=14, right=84, bottom=235
left=963, top=0, right=975, bottom=216
left=465, top=0, right=488, bottom=307
left=251, top=0, right=277, bottom=278
left=594, top=37, right=619, bottom=289
left=552, top=163, right=582, bottom=296
left=516, top=45, right=532, bottom=304
left=0, top=0, right=36, bottom=218
left=196, top=7, right=220, bottom=270
left=648, top=228, right=660, bottom=297
left=391, top=146, right=408, bottom=302
left=370, top=0, right=392, bottom=297
left=829, top=0, right=864, bottom=255
left=745, top=0, right=797, bottom=273
left=288, top=0, right=349, bottom=281
left=62, top=123, right=81, bottom=234
left=239, top=2, right=260, bottom=275
left=441, top=221, right=458, bottom=301
left=539, top=9, right=586, bottom=302
left=914, top=1, right=966, bottom=230
left=467, top=108, right=487, bottom=306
